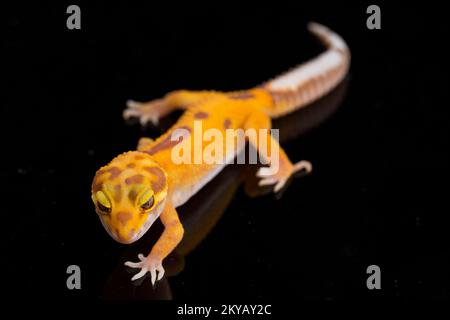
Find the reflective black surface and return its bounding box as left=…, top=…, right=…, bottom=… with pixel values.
left=2, top=2, right=449, bottom=302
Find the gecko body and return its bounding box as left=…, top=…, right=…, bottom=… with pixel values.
left=91, top=23, right=350, bottom=284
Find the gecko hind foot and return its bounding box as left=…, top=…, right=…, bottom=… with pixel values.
left=257, top=160, right=312, bottom=193
left=124, top=253, right=165, bottom=285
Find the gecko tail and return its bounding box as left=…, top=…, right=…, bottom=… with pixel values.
left=262, top=22, right=350, bottom=118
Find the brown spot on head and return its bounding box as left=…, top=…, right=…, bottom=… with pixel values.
left=128, top=189, right=139, bottom=203
left=229, top=92, right=255, bottom=100
left=113, top=184, right=122, bottom=202
left=92, top=181, right=102, bottom=193
left=107, top=167, right=121, bottom=180
left=135, top=155, right=144, bottom=161
left=116, top=211, right=132, bottom=226
left=144, top=166, right=167, bottom=193
left=92, top=168, right=111, bottom=191
left=224, top=118, right=231, bottom=129
left=194, top=111, right=209, bottom=119
left=125, top=174, right=144, bottom=185
left=127, top=163, right=136, bottom=169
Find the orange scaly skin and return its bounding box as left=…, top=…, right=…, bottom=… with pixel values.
left=91, top=22, right=350, bottom=284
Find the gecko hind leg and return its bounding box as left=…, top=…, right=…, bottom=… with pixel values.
left=245, top=111, right=313, bottom=193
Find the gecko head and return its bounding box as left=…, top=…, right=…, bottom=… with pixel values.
left=91, top=151, right=169, bottom=244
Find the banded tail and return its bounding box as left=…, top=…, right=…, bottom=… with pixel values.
left=262, top=22, right=350, bottom=118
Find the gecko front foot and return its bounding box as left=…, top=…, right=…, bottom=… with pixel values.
left=124, top=253, right=165, bottom=285
left=257, top=160, right=312, bottom=192
left=123, top=99, right=166, bottom=126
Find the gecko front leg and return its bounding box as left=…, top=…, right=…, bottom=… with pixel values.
left=123, top=90, right=219, bottom=126
left=124, top=202, right=184, bottom=285
left=245, top=112, right=312, bottom=192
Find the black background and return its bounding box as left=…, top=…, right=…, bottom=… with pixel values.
left=2, top=1, right=449, bottom=304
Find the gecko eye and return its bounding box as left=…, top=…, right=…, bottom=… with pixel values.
left=94, top=191, right=111, bottom=214
left=140, top=195, right=155, bottom=211
left=97, top=202, right=111, bottom=214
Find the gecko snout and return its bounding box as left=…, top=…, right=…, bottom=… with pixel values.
left=113, top=227, right=137, bottom=244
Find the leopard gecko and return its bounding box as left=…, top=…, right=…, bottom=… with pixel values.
left=91, top=22, right=350, bottom=284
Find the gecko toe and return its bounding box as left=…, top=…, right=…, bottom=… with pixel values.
left=258, top=178, right=277, bottom=186
left=123, top=108, right=140, bottom=119
left=126, top=99, right=142, bottom=109
left=131, top=267, right=148, bottom=281
left=257, top=166, right=276, bottom=177
left=139, top=115, right=151, bottom=126
left=124, top=260, right=142, bottom=268
left=273, top=179, right=287, bottom=193
left=138, top=253, right=146, bottom=261
left=293, top=160, right=313, bottom=174
left=150, top=268, right=157, bottom=285
left=157, top=266, right=165, bottom=281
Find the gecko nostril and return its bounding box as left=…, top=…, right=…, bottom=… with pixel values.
left=116, top=211, right=132, bottom=226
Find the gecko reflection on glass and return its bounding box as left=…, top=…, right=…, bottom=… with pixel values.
left=91, top=22, right=350, bottom=285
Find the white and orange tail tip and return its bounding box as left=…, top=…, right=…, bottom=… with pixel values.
left=263, top=22, right=350, bottom=117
